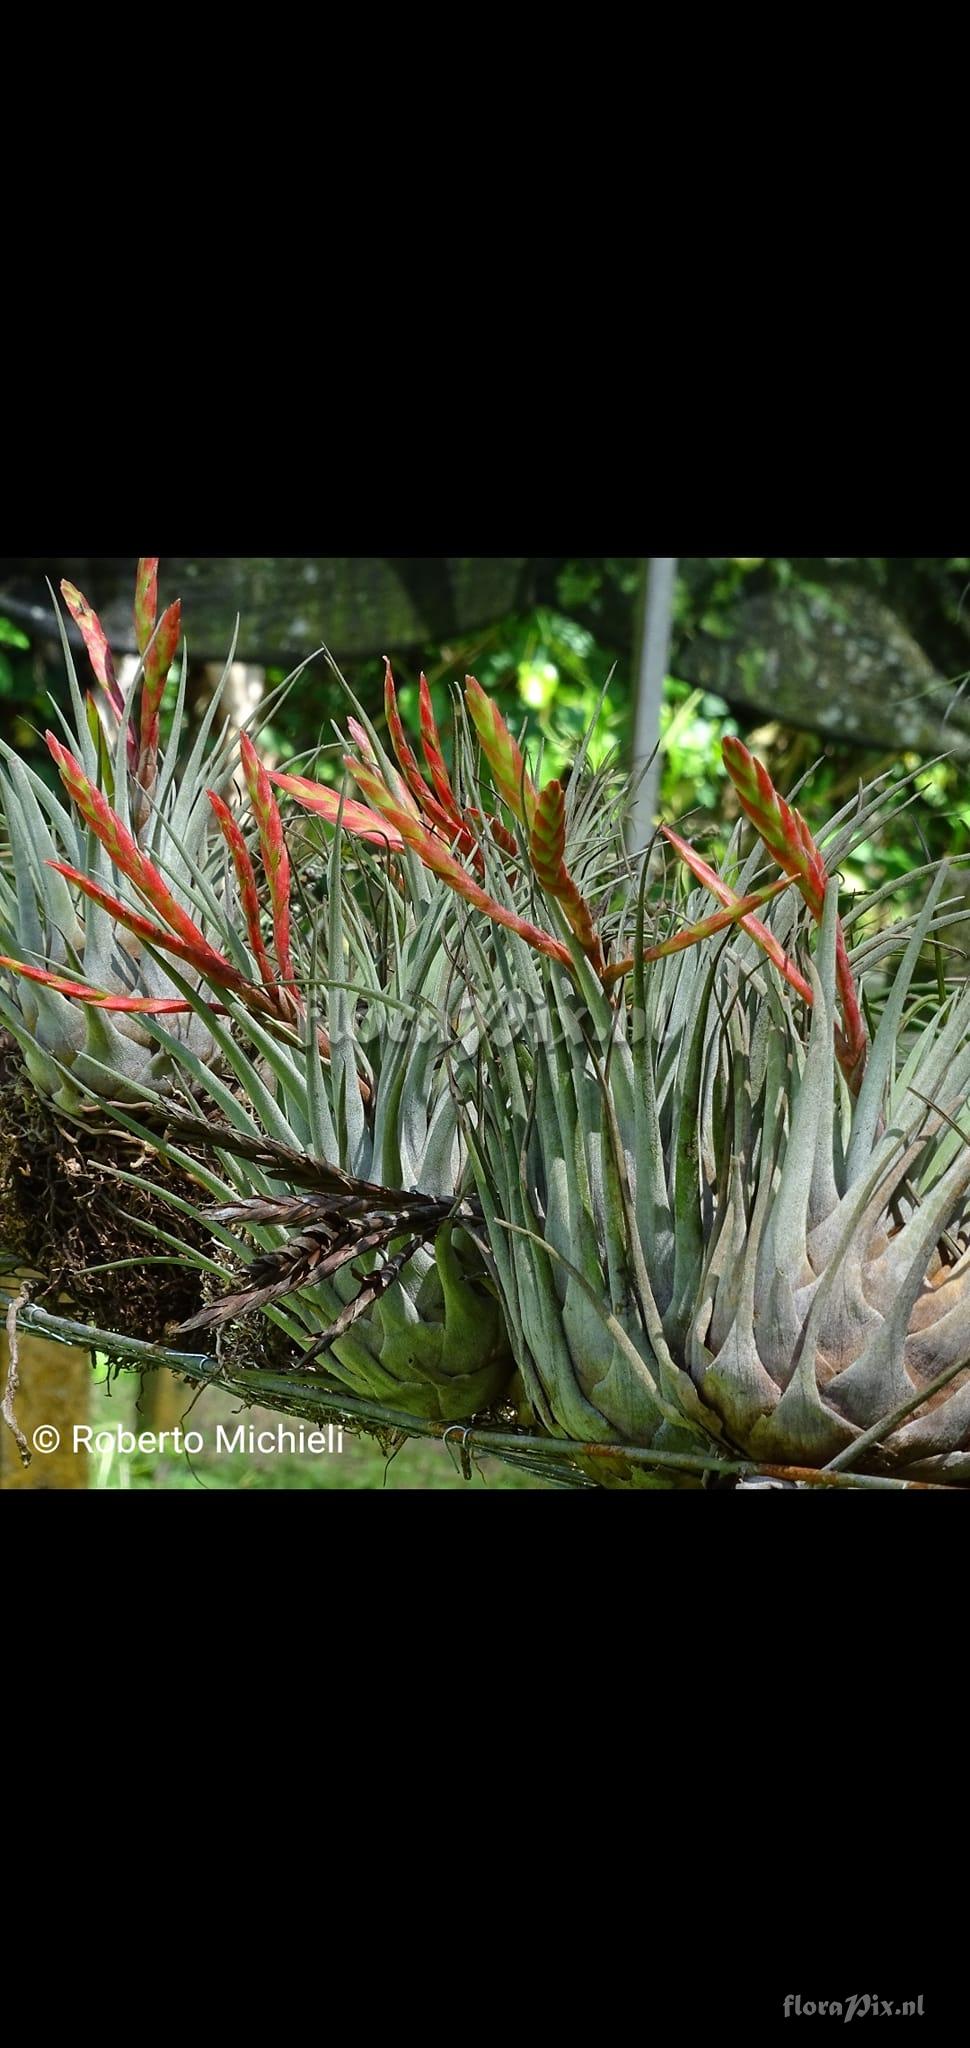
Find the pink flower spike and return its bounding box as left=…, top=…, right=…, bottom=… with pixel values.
left=138, top=598, right=182, bottom=794
left=721, top=738, right=868, bottom=1089
left=268, top=769, right=407, bottom=851
left=0, top=955, right=204, bottom=1014
left=134, top=558, right=159, bottom=656
left=722, top=737, right=827, bottom=917
left=602, top=875, right=796, bottom=985
left=240, top=732, right=298, bottom=1004
left=464, top=676, right=538, bottom=828
left=46, top=737, right=230, bottom=959
left=418, top=674, right=464, bottom=827
left=346, top=759, right=574, bottom=971
left=47, top=861, right=242, bottom=986
left=660, top=822, right=815, bottom=1008
left=346, top=717, right=378, bottom=765
left=61, top=580, right=123, bottom=715
left=528, top=778, right=603, bottom=972
left=208, top=791, right=277, bottom=990
left=374, top=665, right=483, bottom=857
left=382, top=658, right=443, bottom=821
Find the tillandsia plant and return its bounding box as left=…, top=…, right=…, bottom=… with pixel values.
left=0, top=559, right=279, bottom=1112
left=7, top=622, right=970, bottom=1481
left=0, top=559, right=336, bottom=1337
left=4, top=810, right=515, bottom=1422
left=247, top=676, right=970, bottom=1482
left=0, top=635, right=516, bottom=1416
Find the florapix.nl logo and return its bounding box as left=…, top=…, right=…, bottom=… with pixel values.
left=783, top=1996, right=924, bottom=2022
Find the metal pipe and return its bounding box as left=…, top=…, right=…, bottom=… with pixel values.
left=627, top=557, right=678, bottom=855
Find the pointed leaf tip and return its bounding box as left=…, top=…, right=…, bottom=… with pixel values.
left=60, top=578, right=121, bottom=707
left=134, top=557, right=160, bottom=655
left=418, top=671, right=463, bottom=825
left=722, top=735, right=826, bottom=916
left=239, top=732, right=296, bottom=993
left=464, top=674, right=537, bottom=825
left=268, top=769, right=407, bottom=852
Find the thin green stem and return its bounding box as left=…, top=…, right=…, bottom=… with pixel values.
left=824, top=1351, right=970, bottom=1473
left=9, top=1300, right=958, bottom=1487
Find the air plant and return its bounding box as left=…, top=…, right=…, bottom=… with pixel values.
left=13, top=809, right=516, bottom=1421
left=8, top=616, right=970, bottom=1484
left=250, top=679, right=970, bottom=1480
left=0, top=560, right=266, bottom=1109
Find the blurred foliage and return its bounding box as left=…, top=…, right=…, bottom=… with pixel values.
left=88, top=1370, right=548, bottom=1489
left=11, top=559, right=970, bottom=937
left=398, top=556, right=970, bottom=935
left=0, top=614, right=51, bottom=755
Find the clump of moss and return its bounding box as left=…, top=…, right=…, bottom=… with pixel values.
left=0, top=1032, right=210, bottom=1342
left=213, top=1297, right=304, bottom=1379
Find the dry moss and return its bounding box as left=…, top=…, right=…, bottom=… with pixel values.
left=212, top=1297, right=304, bottom=1378
left=0, top=1032, right=210, bottom=1342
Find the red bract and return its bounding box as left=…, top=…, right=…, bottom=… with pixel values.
left=383, top=660, right=439, bottom=818
left=47, top=861, right=247, bottom=990
left=271, top=673, right=526, bottom=898
left=266, top=675, right=858, bottom=1032
left=270, top=680, right=602, bottom=982
left=63, top=561, right=183, bottom=809
left=346, top=717, right=378, bottom=765
left=0, top=955, right=202, bottom=1015
left=528, top=779, right=604, bottom=974
left=722, top=738, right=827, bottom=916
left=603, top=874, right=796, bottom=985
left=418, top=673, right=465, bottom=826
left=207, top=792, right=277, bottom=990
left=47, top=734, right=212, bottom=954
left=660, top=823, right=815, bottom=1008
left=266, top=769, right=407, bottom=851
left=61, top=580, right=122, bottom=713
left=721, top=738, right=867, bottom=1088
left=383, top=662, right=481, bottom=860
left=240, top=732, right=298, bottom=1009
left=137, top=596, right=181, bottom=812
left=133, top=557, right=159, bottom=657
left=345, top=759, right=574, bottom=969
left=464, top=675, right=537, bottom=827
left=44, top=736, right=325, bottom=1048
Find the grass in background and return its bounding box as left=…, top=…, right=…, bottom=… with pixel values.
left=88, top=1369, right=549, bottom=1491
